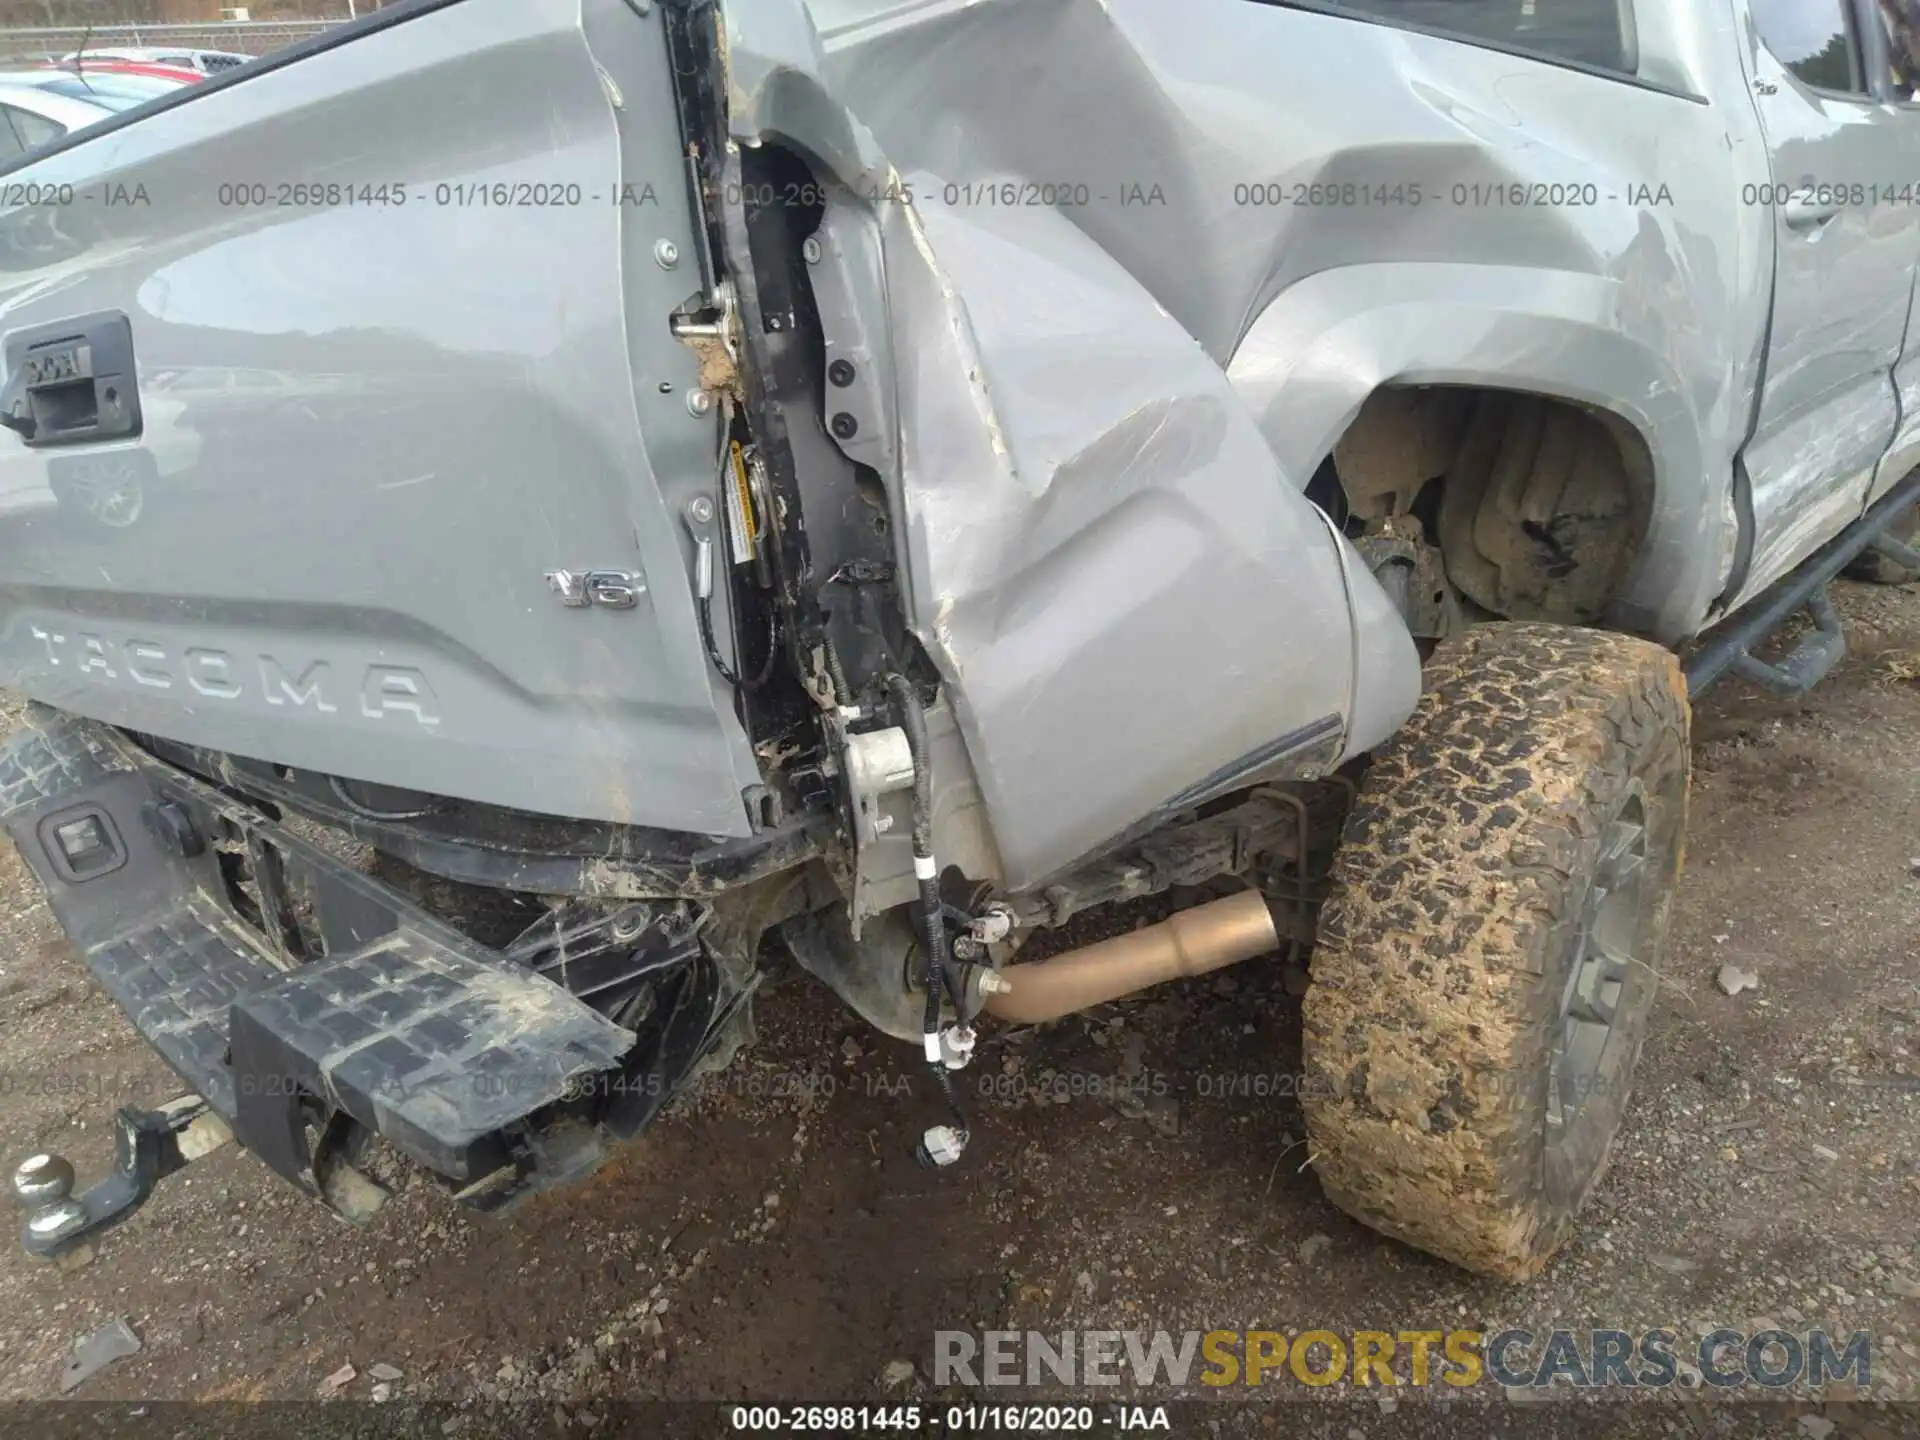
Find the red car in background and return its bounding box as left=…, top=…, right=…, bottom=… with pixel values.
left=52, top=60, right=202, bottom=85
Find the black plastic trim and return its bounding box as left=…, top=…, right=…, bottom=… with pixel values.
left=37, top=802, right=125, bottom=884
left=130, top=733, right=829, bottom=901
left=1025, top=713, right=1345, bottom=894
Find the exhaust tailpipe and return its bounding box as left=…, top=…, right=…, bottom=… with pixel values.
left=980, top=889, right=1280, bottom=1025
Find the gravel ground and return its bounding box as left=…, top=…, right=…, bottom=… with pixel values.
left=0, top=582, right=1916, bottom=1432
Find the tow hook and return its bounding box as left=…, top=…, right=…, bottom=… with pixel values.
left=13, top=1095, right=233, bottom=1261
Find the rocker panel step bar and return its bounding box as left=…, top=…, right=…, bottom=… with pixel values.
left=1687, top=471, right=1920, bottom=695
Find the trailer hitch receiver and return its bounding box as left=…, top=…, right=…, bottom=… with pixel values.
left=13, top=1094, right=233, bottom=1261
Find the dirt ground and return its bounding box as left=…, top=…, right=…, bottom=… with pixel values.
left=0, top=581, right=1917, bottom=1428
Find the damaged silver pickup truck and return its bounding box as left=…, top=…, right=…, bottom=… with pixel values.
left=3, top=0, right=1919, bottom=1280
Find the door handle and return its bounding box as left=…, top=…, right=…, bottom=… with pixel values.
left=1782, top=197, right=1841, bottom=232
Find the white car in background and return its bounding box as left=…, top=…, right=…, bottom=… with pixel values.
left=59, top=46, right=250, bottom=75
left=0, top=69, right=191, bottom=115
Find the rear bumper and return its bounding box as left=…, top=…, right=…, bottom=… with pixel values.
left=2, top=705, right=639, bottom=1252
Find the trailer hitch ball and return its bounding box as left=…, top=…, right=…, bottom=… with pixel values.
left=14, top=1153, right=74, bottom=1205
left=13, top=1154, right=86, bottom=1243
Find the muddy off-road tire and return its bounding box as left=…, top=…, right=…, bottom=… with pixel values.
left=1843, top=502, right=1920, bottom=584
left=1302, top=623, right=1688, bottom=1279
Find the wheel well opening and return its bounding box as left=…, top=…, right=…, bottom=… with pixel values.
left=1319, top=386, right=1655, bottom=628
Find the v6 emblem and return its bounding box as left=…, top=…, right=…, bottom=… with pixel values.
left=545, top=569, right=646, bottom=610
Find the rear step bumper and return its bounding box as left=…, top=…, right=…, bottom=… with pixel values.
left=1, top=706, right=635, bottom=1256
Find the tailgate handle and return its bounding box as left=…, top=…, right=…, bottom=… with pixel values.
left=0, top=310, right=141, bottom=448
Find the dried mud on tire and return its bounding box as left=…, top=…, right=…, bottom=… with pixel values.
left=1303, top=622, right=1689, bottom=1279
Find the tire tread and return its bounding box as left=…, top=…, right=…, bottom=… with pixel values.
left=1302, top=622, right=1688, bottom=1278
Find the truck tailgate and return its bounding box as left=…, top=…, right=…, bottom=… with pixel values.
left=0, top=0, right=759, bottom=837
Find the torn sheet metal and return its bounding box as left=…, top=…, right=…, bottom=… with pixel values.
left=59, top=1316, right=141, bottom=1393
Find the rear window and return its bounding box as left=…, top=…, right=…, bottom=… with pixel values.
left=1315, top=0, right=1633, bottom=74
